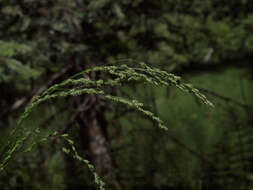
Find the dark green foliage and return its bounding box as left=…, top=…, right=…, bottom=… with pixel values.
left=0, top=0, right=253, bottom=189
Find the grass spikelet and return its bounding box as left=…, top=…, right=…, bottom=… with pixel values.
left=0, top=59, right=213, bottom=189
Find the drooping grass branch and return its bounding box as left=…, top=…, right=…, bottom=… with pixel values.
left=61, top=134, right=106, bottom=190
left=0, top=60, right=214, bottom=189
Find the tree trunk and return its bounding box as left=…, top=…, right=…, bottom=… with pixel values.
left=63, top=64, right=121, bottom=189
left=77, top=94, right=115, bottom=177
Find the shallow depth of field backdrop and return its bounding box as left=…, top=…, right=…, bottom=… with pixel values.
left=0, top=1, right=253, bottom=190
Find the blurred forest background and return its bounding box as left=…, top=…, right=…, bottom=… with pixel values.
left=0, top=0, right=253, bottom=190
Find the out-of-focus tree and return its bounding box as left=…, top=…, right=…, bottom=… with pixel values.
left=0, top=0, right=253, bottom=189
